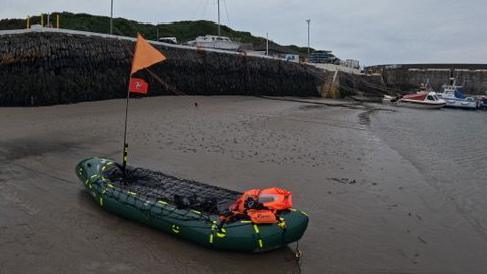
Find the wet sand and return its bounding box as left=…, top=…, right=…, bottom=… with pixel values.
left=0, top=96, right=486, bottom=273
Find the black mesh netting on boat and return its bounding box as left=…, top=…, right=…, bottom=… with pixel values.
left=102, top=164, right=242, bottom=216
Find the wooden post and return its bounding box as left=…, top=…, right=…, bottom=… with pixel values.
left=26, top=16, right=30, bottom=29
left=56, top=14, right=60, bottom=28
left=40, top=14, right=44, bottom=27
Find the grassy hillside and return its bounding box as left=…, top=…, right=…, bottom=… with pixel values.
left=0, top=12, right=313, bottom=56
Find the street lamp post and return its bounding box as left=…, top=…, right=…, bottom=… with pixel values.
left=306, top=19, right=311, bottom=55
left=110, top=0, right=114, bottom=34
left=266, top=32, right=269, bottom=56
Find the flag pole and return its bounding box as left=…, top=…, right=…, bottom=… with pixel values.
left=122, top=36, right=137, bottom=175
left=122, top=35, right=135, bottom=174
left=122, top=36, right=136, bottom=175
left=122, top=79, right=131, bottom=174
left=121, top=33, right=166, bottom=174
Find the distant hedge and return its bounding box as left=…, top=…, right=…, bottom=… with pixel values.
left=0, top=12, right=311, bottom=56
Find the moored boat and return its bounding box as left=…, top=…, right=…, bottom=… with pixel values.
left=384, top=91, right=446, bottom=109
left=477, top=96, right=487, bottom=110
left=186, top=35, right=241, bottom=51
left=185, top=1, right=241, bottom=51
left=76, top=157, right=309, bottom=252
left=439, top=79, right=477, bottom=109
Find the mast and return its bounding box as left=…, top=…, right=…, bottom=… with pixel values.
left=217, top=0, right=221, bottom=36
left=110, top=0, right=114, bottom=34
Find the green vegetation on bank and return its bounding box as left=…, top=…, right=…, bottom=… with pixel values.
left=0, top=12, right=313, bottom=56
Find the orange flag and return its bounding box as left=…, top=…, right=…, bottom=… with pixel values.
left=130, top=33, right=166, bottom=75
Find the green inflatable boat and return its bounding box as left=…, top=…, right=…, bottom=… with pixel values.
left=76, top=157, right=309, bottom=252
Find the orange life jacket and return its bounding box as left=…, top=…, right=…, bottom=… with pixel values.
left=229, top=188, right=261, bottom=213
left=228, top=187, right=293, bottom=224
left=247, top=209, right=277, bottom=224
left=259, top=187, right=293, bottom=210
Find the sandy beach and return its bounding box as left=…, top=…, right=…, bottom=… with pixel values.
left=1, top=96, right=486, bottom=273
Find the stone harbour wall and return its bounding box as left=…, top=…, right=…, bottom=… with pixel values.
left=366, top=64, right=487, bottom=95
left=0, top=31, right=325, bottom=106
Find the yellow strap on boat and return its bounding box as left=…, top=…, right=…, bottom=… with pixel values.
left=216, top=228, right=226, bottom=238
left=99, top=197, right=103, bottom=207
left=85, top=175, right=98, bottom=188
left=240, top=220, right=252, bottom=224
left=102, top=162, right=114, bottom=173
left=171, top=225, right=180, bottom=234
left=209, top=234, right=214, bottom=244
left=127, top=191, right=136, bottom=196
left=252, top=224, right=264, bottom=248
left=191, top=210, right=201, bottom=215
left=278, top=217, right=287, bottom=229
left=157, top=200, right=168, bottom=205
left=300, top=210, right=309, bottom=216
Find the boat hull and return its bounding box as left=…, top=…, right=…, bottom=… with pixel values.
left=443, top=99, right=477, bottom=109
left=395, top=100, right=446, bottom=109
left=193, top=41, right=240, bottom=51
left=383, top=91, right=446, bottom=110
left=76, top=157, right=309, bottom=252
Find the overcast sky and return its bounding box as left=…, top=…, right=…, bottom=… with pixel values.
left=1, top=0, right=486, bottom=66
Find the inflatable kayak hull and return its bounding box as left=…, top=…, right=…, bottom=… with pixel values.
left=76, top=157, right=309, bottom=253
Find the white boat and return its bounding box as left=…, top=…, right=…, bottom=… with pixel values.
left=439, top=80, right=477, bottom=109
left=158, top=37, right=177, bottom=44
left=186, top=35, right=241, bottom=51
left=384, top=92, right=446, bottom=109
left=185, top=1, right=241, bottom=51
